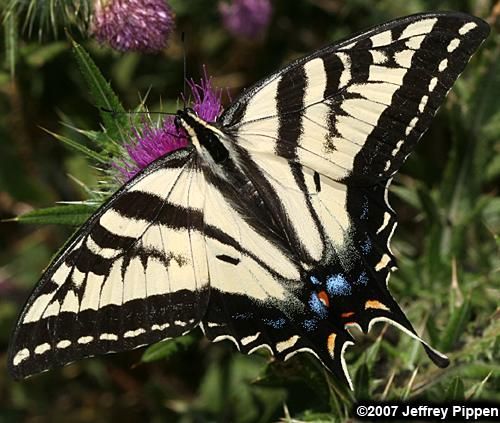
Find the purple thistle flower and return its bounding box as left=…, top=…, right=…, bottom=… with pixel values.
left=114, top=70, right=223, bottom=181
left=91, top=0, right=175, bottom=52
left=219, top=0, right=272, bottom=40
left=186, top=68, right=224, bottom=122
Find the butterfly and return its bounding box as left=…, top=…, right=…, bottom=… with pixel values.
left=8, top=12, right=489, bottom=389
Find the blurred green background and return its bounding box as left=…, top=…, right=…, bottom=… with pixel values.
left=0, top=0, right=499, bottom=421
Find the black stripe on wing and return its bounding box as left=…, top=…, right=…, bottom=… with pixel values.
left=212, top=13, right=486, bottom=382
left=11, top=290, right=204, bottom=378
left=220, top=12, right=489, bottom=184
left=347, top=14, right=489, bottom=181
left=275, top=65, right=307, bottom=160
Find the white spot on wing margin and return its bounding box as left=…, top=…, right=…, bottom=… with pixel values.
left=34, top=343, right=51, bottom=355
left=212, top=334, right=240, bottom=351
left=276, top=335, right=300, bottom=353
left=100, top=333, right=118, bottom=341
left=241, top=332, right=261, bottom=346
left=124, top=328, right=146, bottom=338
left=458, top=22, right=477, bottom=35
left=77, top=336, right=93, bottom=344
left=57, top=340, right=71, bottom=349
left=13, top=348, right=30, bottom=366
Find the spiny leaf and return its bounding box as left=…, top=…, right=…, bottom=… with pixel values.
left=60, top=124, right=103, bottom=143
left=71, top=39, right=128, bottom=151
left=42, top=128, right=108, bottom=164
left=12, top=204, right=97, bottom=226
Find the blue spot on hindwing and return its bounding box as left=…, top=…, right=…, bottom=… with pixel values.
left=302, top=318, right=318, bottom=332
left=326, top=274, right=351, bottom=296
left=361, top=237, right=372, bottom=255
left=309, top=275, right=321, bottom=286
left=263, top=318, right=286, bottom=329
left=356, top=271, right=369, bottom=286
left=309, top=293, right=328, bottom=318
left=360, top=198, right=369, bottom=220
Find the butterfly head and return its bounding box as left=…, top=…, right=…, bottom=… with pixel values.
left=174, top=107, right=196, bottom=131
left=175, top=108, right=229, bottom=164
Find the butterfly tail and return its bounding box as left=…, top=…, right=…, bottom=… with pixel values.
left=355, top=285, right=450, bottom=368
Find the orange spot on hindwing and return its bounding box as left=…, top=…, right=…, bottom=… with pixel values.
left=327, top=333, right=336, bottom=357
left=317, top=290, right=329, bottom=307
left=341, top=311, right=355, bottom=318
left=365, top=300, right=390, bottom=311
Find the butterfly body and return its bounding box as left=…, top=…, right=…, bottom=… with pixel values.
left=9, top=12, right=489, bottom=389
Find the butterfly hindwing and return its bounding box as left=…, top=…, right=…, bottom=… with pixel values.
left=213, top=12, right=488, bottom=379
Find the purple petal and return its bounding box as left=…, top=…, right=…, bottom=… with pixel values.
left=219, top=0, right=272, bottom=39
left=91, top=0, right=175, bottom=52
left=113, top=71, right=224, bottom=181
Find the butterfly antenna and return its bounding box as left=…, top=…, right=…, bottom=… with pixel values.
left=100, top=107, right=176, bottom=117
left=181, top=31, right=187, bottom=110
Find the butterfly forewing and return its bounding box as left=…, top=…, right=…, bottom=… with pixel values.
left=8, top=148, right=213, bottom=378
left=221, top=13, right=488, bottom=182
left=8, top=147, right=303, bottom=379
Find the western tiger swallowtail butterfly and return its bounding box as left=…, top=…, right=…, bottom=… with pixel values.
left=8, top=12, right=489, bottom=389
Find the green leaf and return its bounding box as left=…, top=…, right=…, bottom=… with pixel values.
left=354, top=363, right=370, bottom=400
left=141, top=335, right=195, bottom=363
left=445, top=377, right=465, bottom=400
left=71, top=39, right=128, bottom=150
left=469, top=39, right=500, bottom=139
left=197, top=354, right=283, bottom=423
left=467, top=372, right=492, bottom=400
left=452, top=362, right=500, bottom=379
left=391, top=184, right=421, bottom=210
left=4, top=12, right=18, bottom=77
left=482, top=197, right=500, bottom=229
left=301, top=413, right=337, bottom=422
left=416, top=186, right=440, bottom=227
left=438, top=297, right=471, bottom=352
left=43, top=128, right=108, bottom=164
left=485, top=152, right=500, bottom=183
left=13, top=204, right=98, bottom=226
left=25, top=41, right=68, bottom=67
